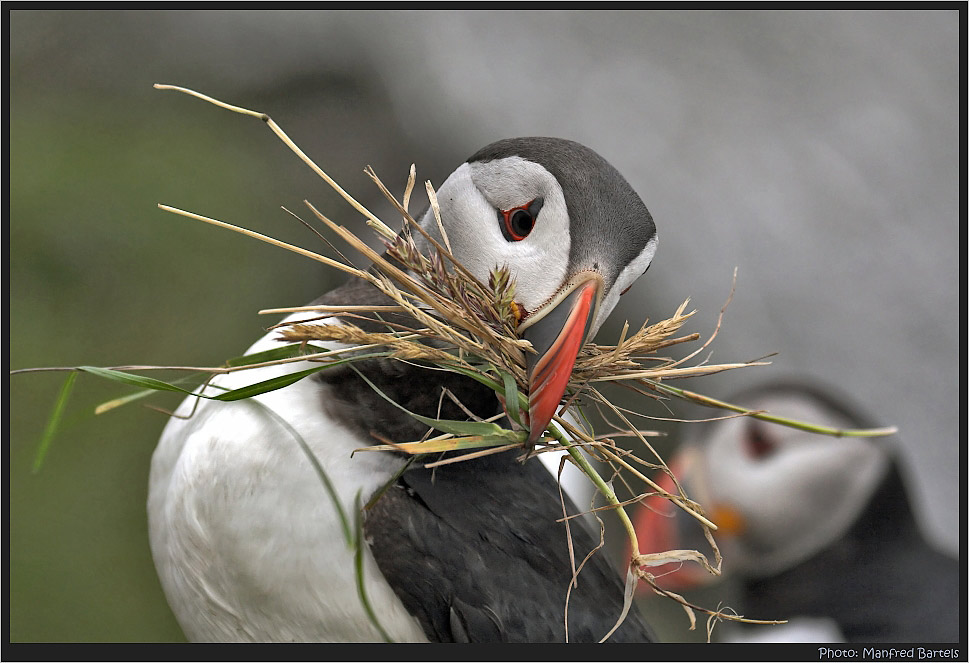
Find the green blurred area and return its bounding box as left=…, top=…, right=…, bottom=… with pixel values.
left=5, top=37, right=514, bottom=638
left=7, top=86, right=354, bottom=641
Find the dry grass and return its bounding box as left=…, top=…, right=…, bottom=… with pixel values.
left=149, top=84, right=904, bottom=641
left=13, top=83, right=897, bottom=643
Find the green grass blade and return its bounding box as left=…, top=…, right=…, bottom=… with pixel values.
left=349, top=365, right=519, bottom=438
left=440, top=362, right=503, bottom=392
left=222, top=343, right=328, bottom=367
left=447, top=363, right=531, bottom=416
left=32, top=371, right=78, bottom=473
left=352, top=493, right=394, bottom=643
left=81, top=352, right=393, bottom=405
left=364, top=455, right=420, bottom=511
left=211, top=366, right=328, bottom=401
left=78, top=366, right=191, bottom=394
left=645, top=380, right=898, bottom=438
left=501, top=370, right=523, bottom=426
left=249, top=399, right=354, bottom=547
left=213, top=351, right=396, bottom=401
left=95, top=372, right=207, bottom=415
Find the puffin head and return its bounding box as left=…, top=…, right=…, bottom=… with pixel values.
left=634, top=382, right=891, bottom=590
left=416, top=137, right=657, bottom=443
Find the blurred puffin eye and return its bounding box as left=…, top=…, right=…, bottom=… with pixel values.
left=743, top=421, right=777, bottom=460
left=499, top=197, right=543, bottom=242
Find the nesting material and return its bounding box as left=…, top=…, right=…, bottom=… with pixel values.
left=144, top=84, right=897, bottom=640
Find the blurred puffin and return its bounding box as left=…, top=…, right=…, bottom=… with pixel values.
left=148, top=137, right=658, bottom=642
left=635, top=381, right=959, bottom=642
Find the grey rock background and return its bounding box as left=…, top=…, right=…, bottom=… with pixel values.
left=9, top=9, right=961, bottom=642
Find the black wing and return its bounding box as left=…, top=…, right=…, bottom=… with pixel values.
left=365, top=450, right=656, bottom=643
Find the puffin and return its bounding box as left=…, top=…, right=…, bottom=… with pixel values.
left=634, top=381, right=960, bottom=643
left=148, top=137, right=659, bottom=643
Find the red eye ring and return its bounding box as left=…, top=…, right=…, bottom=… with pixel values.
left=499, top=197, right=543, bottom=242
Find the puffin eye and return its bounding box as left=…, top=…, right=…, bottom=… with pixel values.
left=499, top=197, right=543, bottom=242
left=743, top=421, right=777, bottom=460
left=510, top=209, right=534, bottom=237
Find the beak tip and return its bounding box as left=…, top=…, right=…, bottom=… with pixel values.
left=525, top=402, right=552, bottom=444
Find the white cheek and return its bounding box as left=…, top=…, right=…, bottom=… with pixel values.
left=701, top=410, right=888, bottom=576
left=434, top=162, right=570, bottom=314
left=503, top=193, right=570, bottom=313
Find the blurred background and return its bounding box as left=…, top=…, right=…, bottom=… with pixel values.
left=8, top=9, right=961, bottom=642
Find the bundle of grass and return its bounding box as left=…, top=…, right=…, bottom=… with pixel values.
left=14, top=84, right=898, bottom=641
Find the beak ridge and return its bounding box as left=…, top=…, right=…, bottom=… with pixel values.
left=522, top=278, right=600, bottom=443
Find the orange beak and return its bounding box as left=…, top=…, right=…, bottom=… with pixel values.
left=521, top=276, right=601, bottom=444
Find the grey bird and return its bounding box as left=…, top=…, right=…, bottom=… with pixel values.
left=148, top=137, right=659, bottom=642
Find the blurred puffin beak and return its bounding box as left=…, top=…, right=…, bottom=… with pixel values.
left=633, top=448, right=712, bottom=592
left=519, top=272, right=602, bottom=443
left=633, top=446, right=743, bottom=593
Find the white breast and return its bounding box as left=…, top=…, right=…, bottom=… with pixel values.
left=147, top=316, right=428, bottom=642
